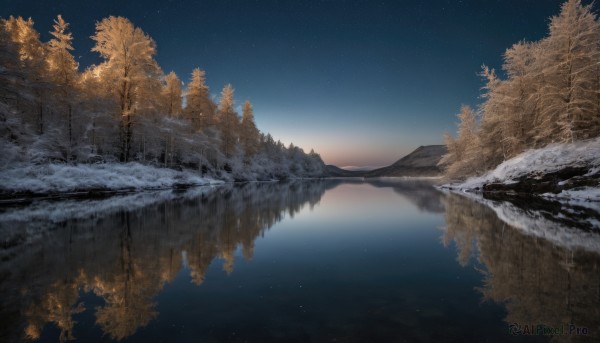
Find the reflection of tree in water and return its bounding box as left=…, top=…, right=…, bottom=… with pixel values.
left=0, top=180, right=332, bottom=342
left=441, top=193, right=600, bottom=342
left=24, top=279, right=85, bottom=342
left=366, top=178, right=444, bottom=213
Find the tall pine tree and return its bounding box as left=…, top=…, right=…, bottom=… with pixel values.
left=240, top=100, right=260, bottom=158
left=47, top=15, right=78, bottom=154
left=91, top=16, right=159, bottom=162
left=217, top=84, right=239, bottom=158
left=161, top=71, right=182, bottom=117
left=183, top=68, right=215, bottom=130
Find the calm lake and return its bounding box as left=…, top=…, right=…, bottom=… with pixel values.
left=1, top=179, right=599, bottom=342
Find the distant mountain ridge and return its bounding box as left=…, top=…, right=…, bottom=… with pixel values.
left=324, top=165, right=364, bottom=177
left=325, top=145, right=446, bottom=178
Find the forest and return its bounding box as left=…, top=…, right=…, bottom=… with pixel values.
left=440, top=0, right=600, bottom=180
left=0, top=14, right=325, bottom=182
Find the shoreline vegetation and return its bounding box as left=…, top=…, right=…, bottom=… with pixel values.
left=0, top=14, right=326, bottom=193
left=0, top=144, right=447, bottom=200
left=438, top=137, right=600, bottom=206
left=439, top=0, right=600, bottom=204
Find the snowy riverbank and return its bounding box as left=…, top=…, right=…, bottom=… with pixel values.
left=0, top=163, right=223, bottom=197
left=440, top=137, right=600, bottom=202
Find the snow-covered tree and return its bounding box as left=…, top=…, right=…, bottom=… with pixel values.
left=47, top=15, right=78, bottom=155
left=444, top=0, right=600, bottom=181
left=240, top=100, right=260, bottom=158
left=538, top=0, right=600, bottom=142
left=5, top=16, right=46, bottom=75
left=439, top=105, right=481, bottom=179
left=0, top=18, right=22, bottom=107
left=161, top=71, right=182, bottom=117
left=500, top=41, right=539, bottom=155
left=217, top=84, right=239, bottom=158
left=183, top=68, right=215, bottom=131
left=91, top=16, right=160, bottom=162
left=477, top=66, right=506, bottom=169
left=0, top=13, right=327, bottom=181
left=77, top=68, right=120, bottom=161
left=47, top=15, right=77, bottom=89
left=4, top=16, right=48, bottom=134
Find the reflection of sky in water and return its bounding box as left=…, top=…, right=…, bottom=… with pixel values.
left=259, top=183, right=443, bottom=255
left=297, top=182, right=435, bottom=225
left=18, top=180, right=596, bottom=342
left=131, top=183, right=511, bottom=343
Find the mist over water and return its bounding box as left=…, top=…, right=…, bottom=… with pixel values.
left=1, top=179, right=598, bottom=342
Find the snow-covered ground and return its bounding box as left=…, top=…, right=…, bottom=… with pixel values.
left=0, top=162, right=223, bottom=195
left=442, top=137, right=600, bottom=202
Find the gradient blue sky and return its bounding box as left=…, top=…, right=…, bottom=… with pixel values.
left=1, top=0, right=576, bottom=167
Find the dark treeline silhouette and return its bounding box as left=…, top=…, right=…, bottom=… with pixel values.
left=0, top=15, right=325, bottom=180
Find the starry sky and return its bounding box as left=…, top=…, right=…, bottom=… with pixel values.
left=1, top=0, right=578, bottom=167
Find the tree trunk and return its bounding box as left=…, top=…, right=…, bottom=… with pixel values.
left=38, top=102, right=43, bottom=134
left=68, top=103, right=72, bottom=161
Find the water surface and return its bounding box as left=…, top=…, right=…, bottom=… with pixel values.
left=1, top=179, right=598, bottom=342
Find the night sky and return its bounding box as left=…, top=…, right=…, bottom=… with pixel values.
left=1, top=0, right=578, bottom=167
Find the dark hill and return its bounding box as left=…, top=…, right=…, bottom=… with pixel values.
left=324, top=165, right=364, bottom=177
left=324, top=145, right=446, bottom=178
left=365, top=145, right=446, bottom=177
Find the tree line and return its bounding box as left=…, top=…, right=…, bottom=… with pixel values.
left=440, top=0, right=600, bottom=179
left=0, top=15, right=325, bottom=180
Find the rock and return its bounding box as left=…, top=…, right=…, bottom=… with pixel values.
left=482, top=166, right=598, bottom=196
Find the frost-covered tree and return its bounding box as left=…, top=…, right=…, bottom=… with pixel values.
left=77, top=68, right=120, bottom=161
left=4, top=16, right=46, bottom=79
left=47, top=15, right=78, bottom=154
left=478, top=66, right=507, bottom=168
left=161, top=71, right=182, bottom=117
left=0, top=18, right=22, bottom=107
left=47, top=15, right=77, bottom=89
left=538, top=0, right=600, bottom=142
left=0, top=13, right=327, bottom=181
left=439, top=105, right=481, bottom=179
left=5, top=16, right=48, bottom=133
left=183, top=68, right=215, bottom=130
left=240, top=100, right=259, bottom=158
left=91, top=16, right=159, bottom=162
left=444, top=0, right=600, bottom=180
left=217, top=84, right=239, bottom=158
left=500, top=41, right=538, bottom=155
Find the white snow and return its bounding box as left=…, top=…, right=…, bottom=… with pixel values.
left=0, top=186, right=219, bottom=224
left=0, top=162, right=222, bottom=194
left=543, top=187, right=600, bottom=201
left=443, top=190, right=600, bottom=252
left=443, top=137, right=600, bottom=201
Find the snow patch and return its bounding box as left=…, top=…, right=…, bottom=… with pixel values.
left=0, top=162, right=222, bottom=194
left=443, top=137, right=600, bottom=199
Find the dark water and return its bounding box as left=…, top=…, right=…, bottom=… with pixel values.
left=1, top=179, right=599, bottom=342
